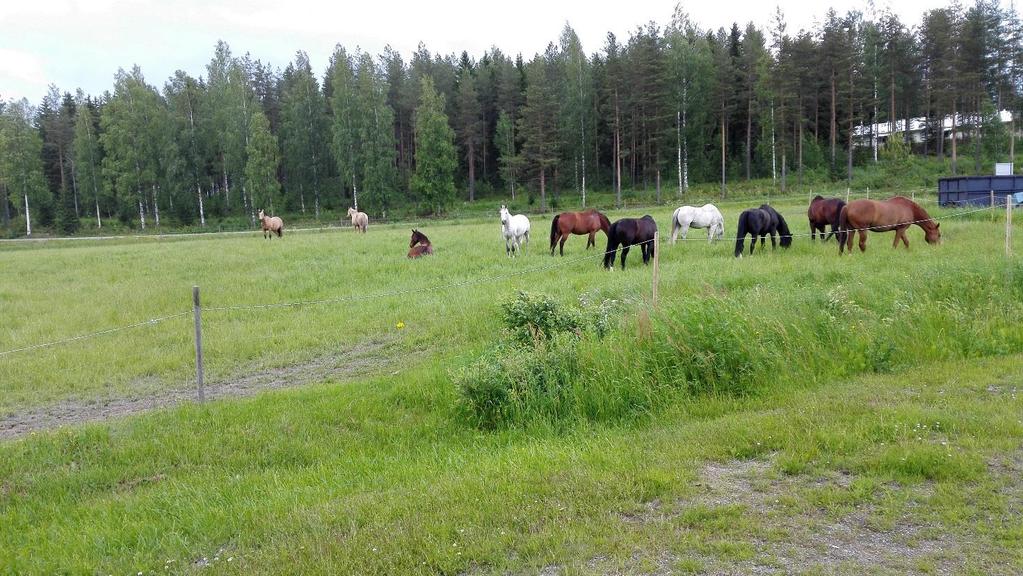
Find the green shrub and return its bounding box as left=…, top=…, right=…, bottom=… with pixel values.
left=501, top=291, right=584, bottom=344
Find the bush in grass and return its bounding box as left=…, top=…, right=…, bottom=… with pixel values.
left=501, top=291, right=584, bottom=344
left=455, top=335, right=580, bottom=429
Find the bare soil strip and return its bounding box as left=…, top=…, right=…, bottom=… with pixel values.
left=0, top=337, right=402, bottom=440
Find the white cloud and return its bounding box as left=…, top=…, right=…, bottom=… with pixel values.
left=0, top=49, right=49, bottom=102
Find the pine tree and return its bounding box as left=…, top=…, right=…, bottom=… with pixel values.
left=495, top=110, right=522, bottom=199
left=454, top=57, right=482, bottom=201
left=411, top=76, right=456, bottom=214
left=280, top=51, right=328, bottom=217
left=519, top=46, right=561, bottom=211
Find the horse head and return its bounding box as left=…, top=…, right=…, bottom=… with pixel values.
left=347, top=207, right=356, bottom=217
left=925, top=221, right=941, bottom=244
left=499, top=205, right=510, bottom=226
left=258, top=209, right=265, bottom=221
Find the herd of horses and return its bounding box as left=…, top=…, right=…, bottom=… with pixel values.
left=256, top=194, right=942, bottom=266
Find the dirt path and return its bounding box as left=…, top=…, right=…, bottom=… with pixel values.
left=0, top=337, right=405, bottom=440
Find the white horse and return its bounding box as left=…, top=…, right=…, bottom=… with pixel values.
left=499, top=205, right=530, bottom=257
left=347, top=207, right=368, bottom=233
left=670, top=204, right=725, bottom=244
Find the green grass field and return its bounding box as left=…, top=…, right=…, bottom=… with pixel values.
left=1, top=191, right=1021, bottom=574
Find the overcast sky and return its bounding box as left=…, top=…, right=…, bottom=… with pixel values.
left=0, top=0, right=988, bottom=105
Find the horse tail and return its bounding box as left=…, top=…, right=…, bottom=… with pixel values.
left=837, top=204, right=849, bottom=248
left=777, top=213, right=792, bottom=248
left=603, top=222, right=617, bottom=269
left=670, top=207, right=682, bottom=240
left=734, top=211, right=748, bottom=257
left=550, top=214, right=561, bottom=250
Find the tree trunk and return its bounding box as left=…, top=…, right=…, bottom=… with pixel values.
left=951, top=101, right=958, bottom=175
left=746, top=88, right=753, bottom=181
left=615, top=89, right=622, bottom=208
left=70, top=158, right=80, bottom=216
left=771, top=105, right=777, bottom=184
left=2, top=185, right=9, bottom=228
left=137, top=195, right=146, bottom=230
left=676, top=110, right=683, bottom=198
left=152, top=184, right=161, bottom=227
left=468, top=142, right=476, bottom=202
left=197, top=183, right=206, bottom=227
left=539, top=168, right=547, bottom=212
left=830, top=69, right=837, bottom=173
left=24, top=193, right=31, bottom=236
left=720, top=109, right=726, bottom=199
left=798, top=110, right=804, bottom=187
left=656, top=170, right=661, bottom=204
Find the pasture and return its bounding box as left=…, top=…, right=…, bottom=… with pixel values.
left=1, top=194, right=1022, bottom=574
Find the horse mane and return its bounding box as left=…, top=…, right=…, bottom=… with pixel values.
left=598, top=211, right=611, bottom=232
left=812, top=195, right=824, bottom=201
left=734, top=210, right=752, bottom=257
left=776, top=212, right=793, bottom=247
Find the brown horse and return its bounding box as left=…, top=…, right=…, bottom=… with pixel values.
left=838, top=196, right=940, bottom=254
left=549, top=209, right=611, bottom=255
left=408, top=229, right=434, bottom=258
left=258, top=209, right=283, bottom=239
left=807, top=195, right=846, bottom=242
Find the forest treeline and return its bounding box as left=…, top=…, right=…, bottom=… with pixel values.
left=1, top=1, right=1020, bottom=234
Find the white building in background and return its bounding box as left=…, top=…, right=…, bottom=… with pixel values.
left=852, top=110, right=1014, bottom=148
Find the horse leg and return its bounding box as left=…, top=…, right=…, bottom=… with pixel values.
left=506, top=237, right=512, bottom=257
left=560, top=236, right=567, bottom=256
left=770, top=232, right=777, bottom=249
left=810, top=220, right=816, bottom=242
left=620, top=246, right=630, bottom=269
left=858, top=230, right=868, bottom=252
left=587, top=232, right=596, bottom=249
left=681, top=222, right=690, bottom=241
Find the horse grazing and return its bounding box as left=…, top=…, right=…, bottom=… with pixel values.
left=670, top=203, right=724, bottom=244
left=347, top=207, right=368, bottom=233
left=807, top=195, right=846, bottom=242
left=603, top=215, right=657, bottom=270
left=257, top=209, right=283, bottom=239
left=499, top=205, right=531, bottom=257
left=550, top=209, right=611, bottom=256
left=408, top=229, right=434, bottom=258
left=734, top=204, right=793, bottom=257
left=838, top=196, right=940, bottom=255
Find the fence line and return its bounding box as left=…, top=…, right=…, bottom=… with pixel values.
left=0, top=202, right=1008, bottom=358
left=0, top=311, right=191, bottom=358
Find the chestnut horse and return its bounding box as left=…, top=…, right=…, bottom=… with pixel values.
left=838, top=196, right=940, bottom=254
left=257, top=209, right=283, bottom=239
left=408, top=229, right=434, bottom=258
left=807, top=195, right=846, bottom=242
left=550, top=209, right=611, bottom=255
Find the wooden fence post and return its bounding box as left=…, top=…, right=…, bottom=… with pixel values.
left=845, top=187, right=850, bottom=203
left=1008, top=199, right=1014, bottom=258
left=193, top=285, right=205, bottom=402
left=652, top=231, right=660, bottom=307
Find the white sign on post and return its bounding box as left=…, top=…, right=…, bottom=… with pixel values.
left=995, top=162, right=1013, bottom=175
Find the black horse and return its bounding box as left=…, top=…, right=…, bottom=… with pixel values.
left=734, top=204, right=793, bottom=257
left=603, top=215, right=657, bottom=270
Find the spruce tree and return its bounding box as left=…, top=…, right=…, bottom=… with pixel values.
left=411, top=77, right=456, bottom=214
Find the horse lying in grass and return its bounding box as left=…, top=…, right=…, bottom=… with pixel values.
left=347, top=207, right=368, bottom=233
left=499, top=205, right=530, bottom=257
left=670, top=203, right=724, bottom=244
left=258, top=209, right=283, bottom=239
left=550, top=209, right=611, bottom=255
left=838, top=196, right=940, bottom=254
left=603, top=215, right=657, bottom=270
left=807, top=195, right=846, bottom=242
left=408, top=229, right=434, bottom=258
left=734, top=205, right=792, bottom=257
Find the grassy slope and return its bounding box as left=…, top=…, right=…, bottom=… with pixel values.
left=0, top=355, right=1020, bottom=574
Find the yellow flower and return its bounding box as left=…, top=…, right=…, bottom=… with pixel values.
left=396, top=321, right=406, bottom=330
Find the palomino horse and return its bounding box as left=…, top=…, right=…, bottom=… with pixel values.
left=603, top=216, right=657, bottom=270
left=550, top=209, right=611, bottom=256
left=347, top=207, right=368, bottom=233
left=838, top=196, right=940, bottom=254
left=807, top=195, right=846, bottom=242
left=257, top=209, right=283, bottom=239
left=408, top=229, right=434, bottom=258
left=734, top=205, right=792, bottom=257
left=670, top=204, right=724, bottom=244
left=499, top=205, right=531, bottom=257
